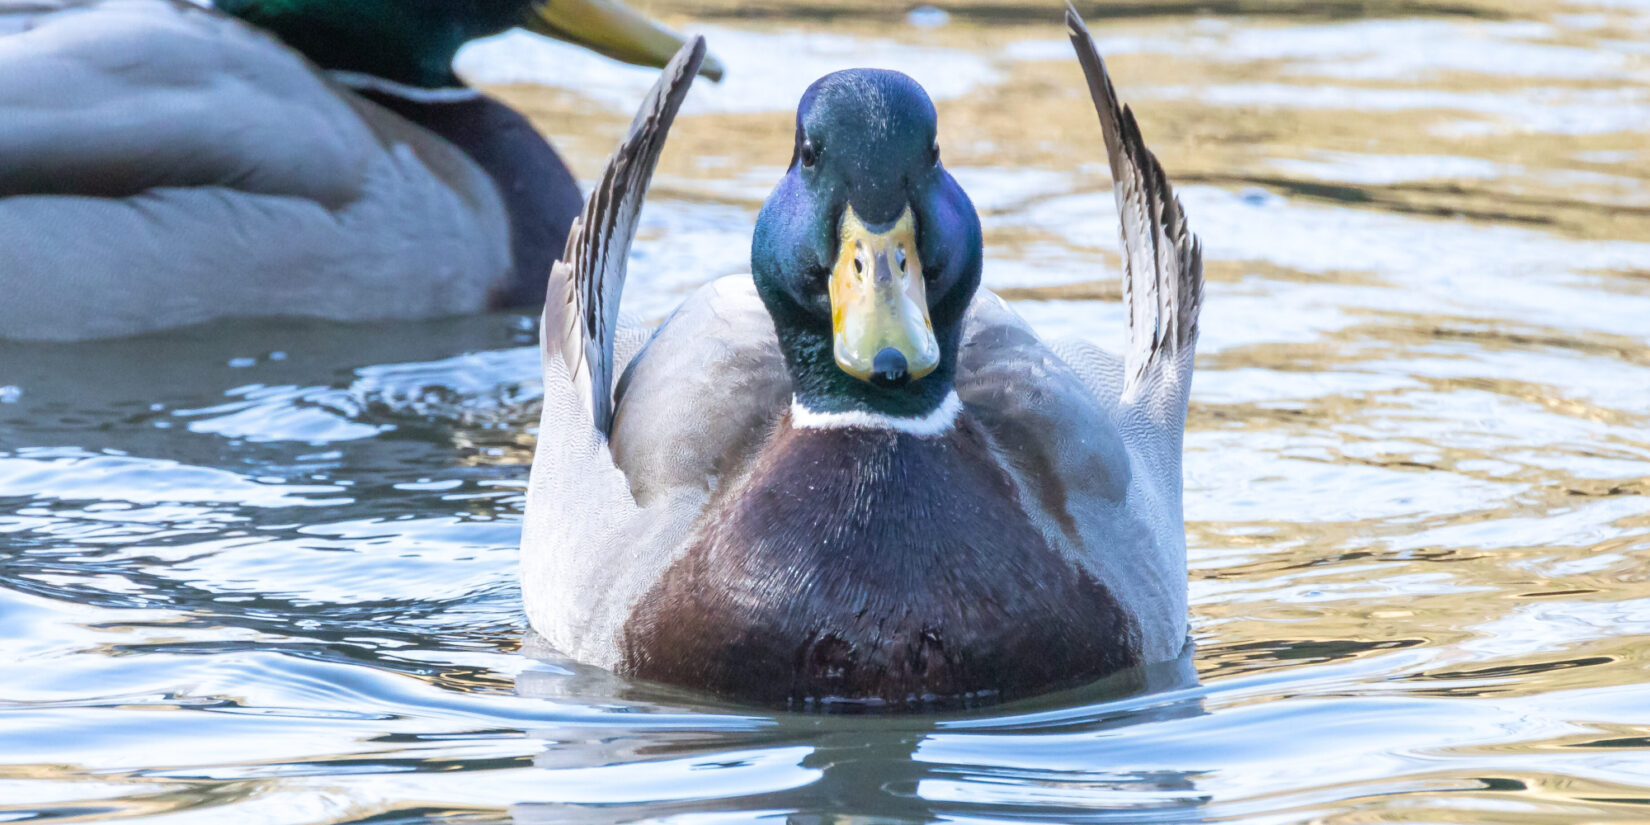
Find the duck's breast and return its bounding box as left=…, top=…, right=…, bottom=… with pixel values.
left=620, top=416, right=1143, bottom=707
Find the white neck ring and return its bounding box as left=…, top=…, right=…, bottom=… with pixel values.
left=790, top=391, right=962, bottom=438
left=327, top=71, right=482, bottom=103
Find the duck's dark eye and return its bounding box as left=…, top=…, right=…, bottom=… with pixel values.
left=800, top=139, right=817, bottom=168
left=930, top=139, right=941, bottom=166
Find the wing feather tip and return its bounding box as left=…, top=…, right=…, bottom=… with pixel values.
left=545, top=36, right=708, bottom=434
left=1067, top=4, right=1203, bottom=397
left=1065, top=3, right=1087, bottom=37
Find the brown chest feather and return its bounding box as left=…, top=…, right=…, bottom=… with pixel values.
left=621, top=417, right=1141, bottom=708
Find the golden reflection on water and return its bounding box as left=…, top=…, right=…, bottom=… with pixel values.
left=4, top=0, right=1646, bottom=821
left=482, top=0, right=1650, bottom=815
left=498, top=0, right=1650, bottom=238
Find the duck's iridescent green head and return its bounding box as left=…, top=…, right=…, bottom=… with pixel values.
left=216, top=0, right=723, bottom=89
left=753, top=69, right=983, bottom=419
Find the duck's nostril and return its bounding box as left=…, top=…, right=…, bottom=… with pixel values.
left=870, top=347, right=910, bottom=388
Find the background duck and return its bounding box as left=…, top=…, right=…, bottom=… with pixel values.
left=522, top=7, right=1203, bottom=709
left=0, top=0, right=720, bottom=341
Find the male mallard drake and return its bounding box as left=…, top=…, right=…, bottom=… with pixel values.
left=0, top=0, right=721, bottom=341
left=523, top=7, right=1203, bottom=708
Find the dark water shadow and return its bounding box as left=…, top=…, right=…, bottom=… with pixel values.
left=512, top=637, right=1207, bottom=823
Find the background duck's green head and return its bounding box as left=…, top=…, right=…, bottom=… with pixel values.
left=216, top=0, right=723, bottom=89
left=753, top=69, right=984, bottom=419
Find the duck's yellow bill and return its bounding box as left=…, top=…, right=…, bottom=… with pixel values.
left=526, top=0, right=724, bottom=81
left=830, top=205, right=940, bottom=387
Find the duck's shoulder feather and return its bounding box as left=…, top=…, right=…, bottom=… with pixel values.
left=0, top=0, right=373, bottom=203
left=0, top=0, right=514, bottom=340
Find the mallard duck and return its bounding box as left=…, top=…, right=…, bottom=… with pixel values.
left=523, top=6, right=1203, bottom=708
left=0, top=0, right=721, bottom=341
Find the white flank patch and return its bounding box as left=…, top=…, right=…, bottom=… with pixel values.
left=790, top=391, right=961, bottom=438
left=326, top=71, right=482, bottom=103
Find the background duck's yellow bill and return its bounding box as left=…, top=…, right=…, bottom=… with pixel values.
left=830, top=206, right=940, bottom=385
left=526, top=0, right=724, bottom=81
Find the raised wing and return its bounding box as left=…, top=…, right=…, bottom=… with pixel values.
left=542, top=36, right=706, bottom=434
left=1066, top=4, right=1203, bottom=401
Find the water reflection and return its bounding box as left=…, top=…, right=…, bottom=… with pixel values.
left=3, top=0, right=1649, bottom=821
left=511, top=646, right=1205, bottom=822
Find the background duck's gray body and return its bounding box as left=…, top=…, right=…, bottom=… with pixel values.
left=521, top=14, right=1201, bottom=701
left=0, top=0, right=518, bottom=341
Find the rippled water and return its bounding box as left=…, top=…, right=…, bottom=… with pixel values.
left=4, top=1, right=1650, bottom=821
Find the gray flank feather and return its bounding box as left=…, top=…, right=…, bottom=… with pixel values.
left=543, top=36, right=706, bottom=434
left=1066, top=4, right=1203, bottom=398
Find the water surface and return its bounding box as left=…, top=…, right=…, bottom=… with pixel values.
left=3, top=0, right=1649, bottom=821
